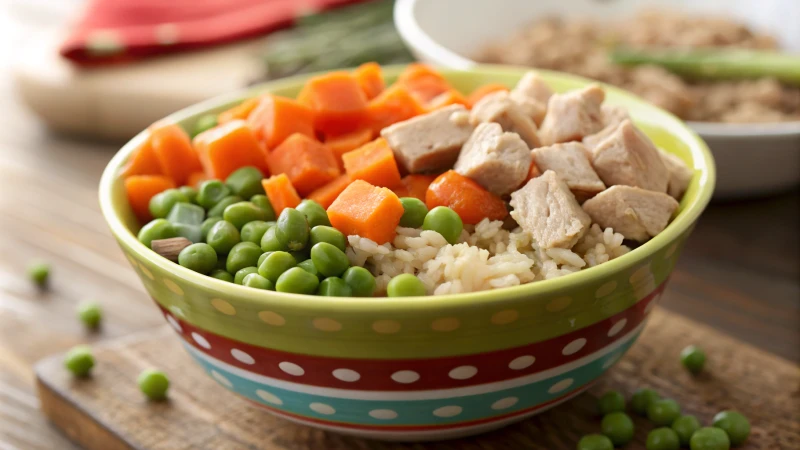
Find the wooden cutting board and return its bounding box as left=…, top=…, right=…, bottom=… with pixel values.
left=35, top=308, right=799, bottom=450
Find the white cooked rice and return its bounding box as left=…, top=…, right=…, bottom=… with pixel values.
left=346, top=219, right=630, bottom=295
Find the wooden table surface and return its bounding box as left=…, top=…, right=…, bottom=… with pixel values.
left=0, top=73, right=798, bottom=450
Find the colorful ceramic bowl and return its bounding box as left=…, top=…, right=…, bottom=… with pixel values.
left=99, top=66, right=715, bottom=441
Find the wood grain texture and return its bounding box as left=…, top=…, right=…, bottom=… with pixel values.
left=35, top=309, right=800, bottom=450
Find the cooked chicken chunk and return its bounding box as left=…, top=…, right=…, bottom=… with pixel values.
left=454, top=122, right=531, bottom=196
left=510, top=170, right=591, bottom=249
left=590, top=120, right=669, bottom=193
left=532, top=142, right=605, bottom=202
left=539, top=85, right=605, bottom=145
left=582, top=185, right=679, bottom=242
left=583, top=104, right=631, bottom=150
left=381, top=105, right=475, bottom=173
left=658, top=148, right=694, bottom=200
left=509, top=71, right=554, bottom=125
left=470, top=91, right=541, bottom=148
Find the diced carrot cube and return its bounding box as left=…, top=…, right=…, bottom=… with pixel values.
left=397, top=64, right=452, bottom=104
left=125, top=175, right=176, bottom=223
left=307, top=174, right=352, bottom=209
left=187, top=172, right=209, bottom=188
left=267, top=133, right=340, bottom=196
left=327, top=180, right=404, bottom=244
left=527, top=160, right=542, bottom=181
left=342, top=138, right=401, bottom=188
left=246, top=94, right=315, bottom=150
left=426, top=171, right=508, bottom=225
left=193, top=119, right=269, bottom=180
left=324, top=128, right=374, bottom=170
left=149, top=121, right=203, bottom=185
left=366, top=84, right=425, bottom=134
left=262, top=173, right=301, bottom=216
left=426, top=89, right=469, bottom=111
left=299, top=71, right=369, bottom=136
left=467, top=83, right=509, bottom=108
left=120, top=138, right=162, bottom=178
left=218, top=97, right=260, bottom=124
left=354, top=62, right=385, bottom=100
left=393, top=174, right=437, bottom=201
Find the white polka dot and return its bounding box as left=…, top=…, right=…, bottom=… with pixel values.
left=155, top=23, right=179, bottom=45
left=595, top=281, right=617, bottom=298
left=279, top=362, right=304, bottom=376
left=210, top=370, right=232, bottom=388
left=256, top=389, right=283, bottom=405
left=448, top=366, right=478, bottom=380
left=369, top=409, right=398, bottom=420
left=312, top=318, right=342, bottom=332
left=508, top=355, right=536, bottom=370
left=665, top=242, right=678, bottom=259
left=562, top=338, right=587, bottom=356
left=309, top=403, right=336, bottom=415
left=163, top=279, right=183, bottom=296
left=165, top=314, right=182, bottom=333
left=490, top=309, right=519, bottom=325
left=391, top=370, right=420, bottom=384
left=630, top=264, right=652, bottom=284
left=138, top=264, right=154, bottom=280
left=258, top=311, right=286, bottom=326
left=332, top=368, right=361, bottom=382
left=211, top=298, right=236, bottom=315
left=231, top=349, right=255, bottom=365
left=86, top=30, right=124, bottom=55
left=433, top=405, right=463, bottom=418
left=491, top=397, right=518, bottom=410
left=607, top=319, right=627, bottom=337
left=548, top=378, right=574, bottom=394
left=603, top=352, right=623, bottom=369
left=169, top=306, right=184, bottom=318
left=191, top=332, right=211, bottom=349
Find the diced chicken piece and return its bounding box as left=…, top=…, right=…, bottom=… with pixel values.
left=470, top=91, right=541, bottom=148
left=532, top=142, right=605, bottom=202
left=454, top=122, right=531, bottom=195
left=539, top=85, right=605, bottom=145
left=583, top=105, right=631, bottom=150
left=510, top=170, right=591, bottom=249
left=590, top=120, right=669, bottom=193
left=658, top=148, right=694, bottom=200
left=582, top=185, right=679, bottom=242
left=509, top=71, right=554, bottom=125
left=381, top=105, right=475, bottom=174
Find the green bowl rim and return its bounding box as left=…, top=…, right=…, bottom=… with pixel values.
left=98, top=64, right=715, bottom=313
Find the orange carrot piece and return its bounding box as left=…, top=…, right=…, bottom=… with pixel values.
left=397, top=64, right=451, bottom=104
left=467, top=83, right=510, bottom=108
left=124, top=175, right=176, bottom=223
left=324, top=128, right=374, bottom=169
left=342, top=138, right=402, bottom=189
left=187, top=172, right=209, bottom=188
left=247, top=94, right=315, bottom=150
left=300, top=71, right=369, bottom=136
left=149, top=121, right=204, bottom=185
left=327, top=180, right=404, bottom=244
left=307, top=174, right=352, bottom=209
left=366, top=84, right=425, bottom=134
left=426, top=89, right=469, bottom=111
left=120, top=139, right=162, bottom=178
left=218, top=97, right=260, bottom=124
left=267, top=133, right=340, bottom=196
left=393, top=174, right=437, bottom=201
left=261, top=173, right=301, bottom=215
left=354, top=62, right=385, bottom=100
left=426, top=170, right=508, bottom=225
left=193, top=119, right=269, bottom=180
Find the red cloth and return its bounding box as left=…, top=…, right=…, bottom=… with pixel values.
left=60, top=0, right=364, bottom=65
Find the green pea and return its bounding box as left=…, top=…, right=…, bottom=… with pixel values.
left=241, top=220, right=271, bottom=244
left=276, top=208, right=309, bottom=251
left=317, top=277, right=353, bottom=297
left=423, top=206, right=462, bottom=244
left=577, top=434, right=614, bottom=450
left=631, top=388, right=661, bottom=416
left=208, top=195, right=243, bottom=218
left=310, top=225, right=347, bottom=252
left=598, top=390, right=626, bottom=415
left=672, top=415, right=702, bottom=446
left=173, top=223, right=203, bottom=243
left=290, top=250, right=310, bottom=263
left=191, top=113, right=217, bottom=138
left=297, top=259, right=321, bottom=279
left=197, top=180, right=231, bottom=210
left=260, top=226, right=287, bottom=252
left=275, top=267, right=319, bottom=295
left=167, top=202, right=204, bottom=226
left=206, top=220, right=240, bottom=254
left=137, top=368, right=169, bottom=400
left=712, top=411, right=750, bottom=446
left=258, top=251, right=296, bottom=283
left=64, top=345, right=94, bottom=377
left=76, top=300, right=102, bottom=329
left=149, top=189, right=189, bottom=219
left=28, top=262, right=50, bottom=287
left=680, top=345, right=706, bottom=375
left=209, top=269, right=234, bottom=283
left=250, top=195, right=276, bottom=222
left=399, top=197, right=428, bottom=228
left=179, top=186, right=198, bottom=204
left=243, top=273, right=275, bottom=290
left=310, top=242, right=350, bottom=277
left=342, top=266, right=376, bottom=297
left=601, top=412, right=635, bottom=446
left=225, top=166, right=265, bottom=199
left=178, top=243, right=217, bottom=274
left=387, top=273, right=426, bottom=297
left=296, top=199, right=331, bottom=228
left=223, top=201, right=268, bottom=229
left=138, top=219, right=177, bottom=248
left=648, top=399, right=681, bottom=426
left=226, top=242, right=262, bottom=274
left=234, top=267, right=258, bottom=285
left=690, top=427, right=730, bottom=450
left=647, top=427, right=681, bottom=450
left=200, top=217, right=223, bottom=240
left=257, top=251, right=272, bottom=268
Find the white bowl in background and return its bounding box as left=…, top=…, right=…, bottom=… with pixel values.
left=395, top=0, right=800, bottom=199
